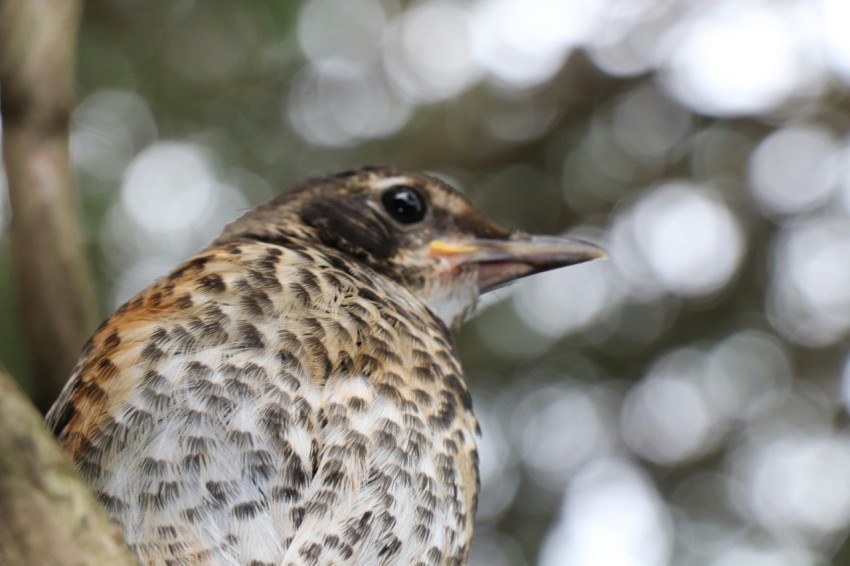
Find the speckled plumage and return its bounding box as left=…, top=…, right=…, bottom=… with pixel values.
left=46, top=167, right=604, bottom=565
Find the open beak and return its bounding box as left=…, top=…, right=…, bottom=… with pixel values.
left=430, top=234, right=607, bottom=293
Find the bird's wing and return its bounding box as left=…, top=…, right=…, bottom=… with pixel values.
left=47, top=244, right=325, bottom=563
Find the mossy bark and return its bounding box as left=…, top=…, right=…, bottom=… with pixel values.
left=0, top=367, right=138, bottom=565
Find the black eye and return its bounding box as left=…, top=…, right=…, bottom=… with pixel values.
left=381, top=185, right=427, bottom=224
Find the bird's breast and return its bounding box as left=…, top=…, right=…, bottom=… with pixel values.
left=51, top=242, right=480, bottom=564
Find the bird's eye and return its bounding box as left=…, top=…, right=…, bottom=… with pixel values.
left=381, top=185, right=427, bottom=224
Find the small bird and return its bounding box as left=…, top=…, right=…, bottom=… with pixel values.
left=46, top=166, right=604, bottom=565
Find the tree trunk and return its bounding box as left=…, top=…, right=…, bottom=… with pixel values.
left=0, top=0, right=100, bottom=412
left=0, top=2, right=135, bottom=563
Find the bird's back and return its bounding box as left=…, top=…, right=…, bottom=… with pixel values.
left=47, top=240, right=479, bottom=565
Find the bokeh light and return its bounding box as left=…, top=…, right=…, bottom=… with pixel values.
left=512, top=257, right=620, bottom=339
left=472, top=0, right=600, bottom=88
left=385, top=0, right=481, bottom=102
left=748, top=124, right=842, bottom=216
left=287, top=67, right=412, bottom=147
left=297, top=0, right=388, bottom=78
left=106, top=142, right=249, bottom=306
left=768, top=212, right=850, bottom=346
left=540, top=458, right=671, bottom=566
left=474, top=392, right=521, bottom=521
left=706, top=544, right=819, bottom=566
left=120, top=143, right=216, bottom=234
left=611, top=182, right=745, bottom=299
left=659, top=3, right=816, bottom=117
left=819, top=0, right=850, bottom=85
left=513, top=382, right=612, bottom=489
left=622, top=347, right=722, bottom=466
left=70, top=90, right=158, bottom=184
left=612, top=84, right=693, bottom=165
left=704, top=330, right=793, bottom=422
left=733, top=430, right=850, bottom=538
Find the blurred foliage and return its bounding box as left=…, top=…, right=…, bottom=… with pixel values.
left=3, top=0, right=850, bottom=564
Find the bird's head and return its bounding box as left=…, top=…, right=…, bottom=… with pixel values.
left=214, top=166, right=606, bottom=329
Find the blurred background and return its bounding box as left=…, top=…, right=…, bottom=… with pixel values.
left=2, top=0, right=850, bottom=564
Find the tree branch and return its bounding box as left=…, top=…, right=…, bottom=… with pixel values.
left=0, top=366, right=138, bottom=564
left=0, top=0, right=100, bottom=411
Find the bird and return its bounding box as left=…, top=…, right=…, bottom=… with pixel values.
left=45, top=166, right=605, bottom=566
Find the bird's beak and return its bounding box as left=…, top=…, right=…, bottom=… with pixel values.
left=429, top=234, right=607, bottom=293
